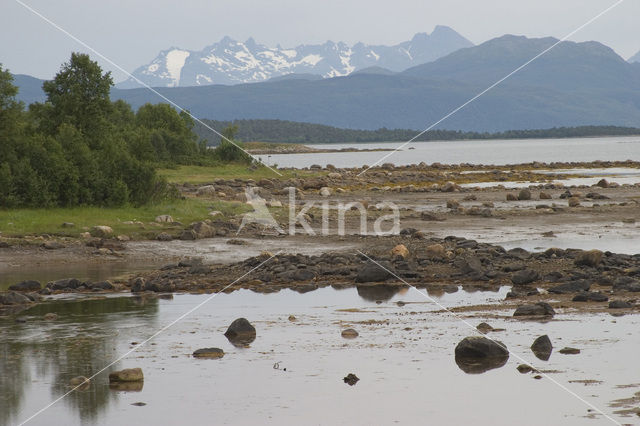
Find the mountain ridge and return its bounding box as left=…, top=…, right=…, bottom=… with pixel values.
left=117, top=26, right=473, bottom=88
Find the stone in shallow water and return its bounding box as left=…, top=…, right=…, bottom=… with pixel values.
left=531, top=335, right=553, bottom=361
left=559, top=347, right=581, bottom=355
left=341, top=328, right=359, bottom=339
left=108, top=368, right=144, bottom=383
left=343, top=373, right=359, bottom=386
left=193, top=348, right=224, bottom=359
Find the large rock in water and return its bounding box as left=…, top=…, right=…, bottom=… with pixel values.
left=531, top=335, right=553, bottom=361
left=193, top=348, right=225, bottom=358
left=355, top=261, right=392, bottom=283
left=513, top=302, right=555, bottom=317
left=0, top=291, right=32, bottom=305
left=9, top=280, right=42, bottom=292
left=108, top=368, right=144, bottom=382
left=224, top=318, right=256, bottom=339
left=454, top=336, right=509, bottom=374
left=548, top=280, right=590, bottom=294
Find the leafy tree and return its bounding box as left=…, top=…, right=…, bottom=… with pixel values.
left=213, top=125, right=252, bottom=163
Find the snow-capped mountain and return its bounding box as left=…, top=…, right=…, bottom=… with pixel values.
left=117, top=26, right=473, bottom=88
left=630, top=50, right=640, bottom=63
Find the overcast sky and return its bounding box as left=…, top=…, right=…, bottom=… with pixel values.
left=2, top=0, right=638, bottom=82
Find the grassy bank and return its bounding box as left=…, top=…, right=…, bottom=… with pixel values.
left=0, top=198, right=250, bottom=240
left=158, top=163, right=319, bottom=185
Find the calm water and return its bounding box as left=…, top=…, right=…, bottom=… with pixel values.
left=256, top=136, right=640, bottom=168
left=2, top=287, right=639, bottom=425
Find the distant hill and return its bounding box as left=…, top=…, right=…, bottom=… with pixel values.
left=267, top=73, right=323, bottom=82
left=12, top=35, right=640, bottom=132
left=630, top=50, right=640, bottom=63
left=116, top=26, right=473, bottom=88
left=11, top=74, right=47, bottom=104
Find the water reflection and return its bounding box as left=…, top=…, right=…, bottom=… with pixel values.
left=356, top=285, right=404, bottom=302
left=0, top=296, right=159, bottom=426
left=454, top=355, right=509, bottom=374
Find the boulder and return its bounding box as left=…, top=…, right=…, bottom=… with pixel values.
left=90, top=226, right=113, bottom=238
left=9, top=280, right=42, bottom=292
left=424, top=243, right=447, bottom=260
left=454, top=336, right=509, bottom=374
left=355, top=261, right=392, bottom=283
left=454, top=256, right=485, bottom=278
left=559, top=347, right=580, bottom=355
left=108, top=368, right=144, bottom=383
left=574, top=250, right=603, bottom=268
left=506, top=193, right=518, bottom=201
left=179, top=230, right=198, bottom=240
left=43, top=241, right=65, bottom=250
left=0, top=291, right=32, bottom=305
left=511, top=269, right=540, bottom=285
left=131, top=277, right=145, bottom=293
left=572, top=292, right=608, bottom=302
left=390, top=244, right=409, bottom=259
left=196, top=185, right=216, bottom=197
left=47, top=278, right=82, bottom=291
left=609, top=300, right=633, bottom=309
left=548, top=280, right=591, bottom=294
left=518, top=189, right=532, bottom=200
left=455, top=336, right=508, bottom=359
left=539, top=192, right=552, bottom=200
left=155, top=215, right=173, bottom=223
left=531, top=335, right=553, bottom=360
left=192, top=348, right=224, bottom=359
left=156, top=232, right=173, bottom=241
left=89, top=281, right=114, bottom=290
left=613, top=277, right=640, bottom=292
left=61, top=222, right=75, bottom=228
left=513, top=302, right=555, bottom=317
left=446, top=199, right=460, bottom=209
left=595, top=178, right=609, bottom=188
left=192, top=221, right=215, bottom=238
left=224, top=318, right=256, bottom=339
left=441, top=182, right=459, bottom=192
left=568, top=196, right=581, bottom=207
left=341, top=328, right=359, bottom=339
left=319, top=187, right=332, bottom=197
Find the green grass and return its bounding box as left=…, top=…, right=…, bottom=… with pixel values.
left=0, top=198, right=250, bottom=239
left=159, top=164, right=322, bottom=185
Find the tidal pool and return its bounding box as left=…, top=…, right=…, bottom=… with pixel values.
left=2, top=286, right=639, bottom=425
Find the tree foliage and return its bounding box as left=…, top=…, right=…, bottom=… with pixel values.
left=0, top=54, right=222, bottom=208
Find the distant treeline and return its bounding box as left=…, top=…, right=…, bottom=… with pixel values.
left=195, top=119, right=640, bottom=145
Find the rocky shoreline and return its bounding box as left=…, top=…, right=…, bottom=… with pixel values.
left=3, top=235, right=639, bottom=317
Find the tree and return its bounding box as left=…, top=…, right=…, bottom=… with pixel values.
left=213, top=125, right=252, bottom=163
left=39, top=53, right=113, bottom=142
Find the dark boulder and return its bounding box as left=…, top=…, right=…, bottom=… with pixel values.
left=548, top=280, right=591, bottom=294
left=281, top=269, right=316, bottom=282
left=609, top=300, right=633, bottom=309
left=224, top=318, right=256, bottom=347
left=511, top=269, right=540, bottom=285
left=355, top=261, right=392, bottom=283
left=89, top=281, right=114, bottom=290
left=47, top=278, right=81, bottom=290
left=613, top=277, right=640, bottom=292
left=0, top=291, right=32, bottom=305
left=572, top=292, right=608, bottom=302
left=454, top=336, right=509, bottom=374
left=531, top=335, right=553, bottom=361
left=193, top=348, right=224, bottom=359
left=513, top=302, right=555, bottom=317
left=9, top=280, right=42, bottom=292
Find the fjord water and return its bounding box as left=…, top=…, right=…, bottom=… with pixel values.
left=256, top=136, right=640, bottom=168
left=3, top=288, right=639, bottom=426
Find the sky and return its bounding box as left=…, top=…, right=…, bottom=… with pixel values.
left=1, top=0, right=639, bottom=82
